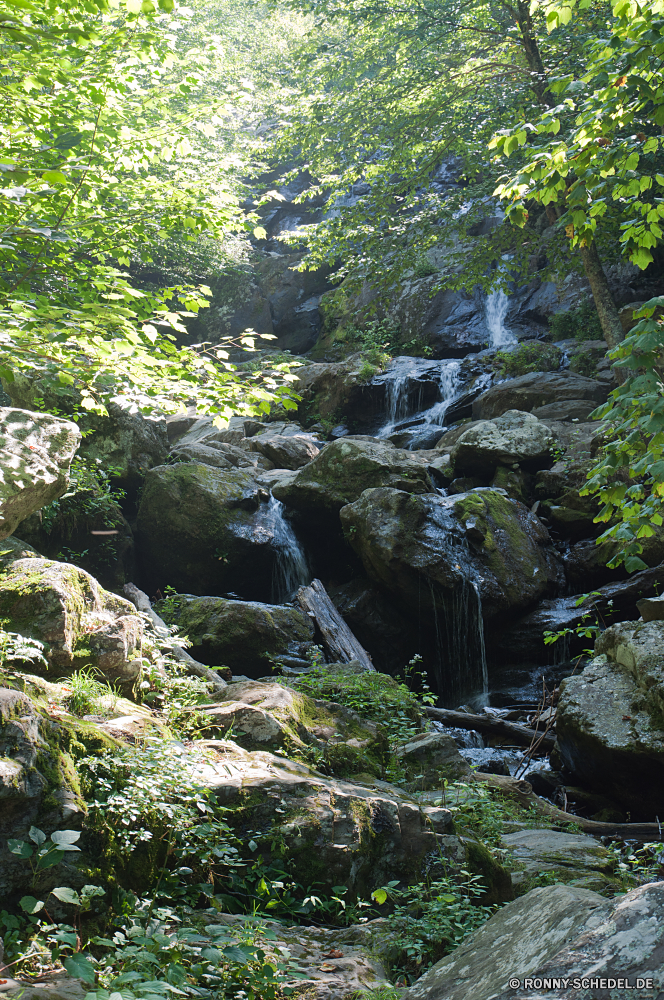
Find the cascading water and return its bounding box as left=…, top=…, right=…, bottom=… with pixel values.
left=485, top=286, right=517, bottom=348
left=376, top=358, right=462, bottom=448
left=266, top=496, right=311, bottom=603
left=428, top=575, right=489, bottom=709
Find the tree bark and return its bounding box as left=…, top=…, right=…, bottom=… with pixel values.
left=425, top=706, right=556, bottom=751
left=296, top=578, right=375, bottom=672
left=578, top=239, right=625, bottom=351
left=500, top=0, right=554, bottom=107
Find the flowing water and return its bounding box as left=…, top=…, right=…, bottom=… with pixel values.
left=376, top=357, right=462, bottom=447
left=266, top=497, right=311, bottom=603
left=485, top=286, right=517, bottom=348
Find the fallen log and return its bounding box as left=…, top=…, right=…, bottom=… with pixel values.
left=296, top=578, right=374, bottom=672
left=426, top=705, right=555, bottom=752
left=473, top=773, right=663, bottom=842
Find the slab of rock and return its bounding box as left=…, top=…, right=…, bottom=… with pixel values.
left=165, top=596, right=314, bottom=676
left=3, top=970, right=87, bottom=1000
left=500, top=882, right=664, bottom=1000
left=396, top=731, right=471, bottom=789
left=135, top=462, right=297, bottom=601
left=79, top=401, right=168, bottom=490
left=0, top=408, right=80, bottom=541
left=637, top=593, right=664, bottom=621
left=450, top=410, right=555, bottom=476
left=502, top=829, right=617, bottom=893
left=273, top=438, right=434, bottom=522
left=0, top=558, right=148, bottom=690
left=556, top=652, right=664, bottom=816
left=472, top=372, right=608, bottom=421
left=247, top=432, right=320, bottom=470
left=403, top=884, right=608, bottom=1000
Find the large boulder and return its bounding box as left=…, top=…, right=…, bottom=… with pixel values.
left=502, top=829, right=617, bottom=894
left=246, top=432, right=320, bottom=470
left=163, top=595, right=315, bottom=676
left=135, top=462, right=302, bottom=601
left=273, top=438, right=434, bottom=521
left=472, top=371, right=609, bottom=420
left=556, top=632, right=664, bottom=816
left=450, top=410, right=555, bottom=477
left=395, top=731, right=471, bottom=789
left=0, top=409, right=80, bottom=541
left=78, top=402, right=168, bottom=492
left=0, top=557, right=148, bottom=691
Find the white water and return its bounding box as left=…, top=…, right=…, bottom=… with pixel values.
left=485, top=286, right=517, bottom=348
left=267, top=497, right=311, bottom=603
left=377, top=358, right=462, bottom=446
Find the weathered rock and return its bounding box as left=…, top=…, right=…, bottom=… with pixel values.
left=637, top=592, right=664, bottom=621
left=396, top=731, right=471, bottom=789
left=0, top=535, right=41, bottom=568
left=472, top=372, right=608, bottom=420
left=0, top=409, right=80, bottom=541
left=135, top=462, right=295, bottom=601
left=329, top=577, right=417, bottom=675
left=340, top=487, right=561, bottom=622
left=164, top=595, right=315, bottom=676
left=501, top=882, right=664, bottom=1000
left=0, top=558, right=147, bottom=690
left=247, top=432, right=320, bottom=470
left=273, top=438, right=434, bottom=522
left=531, top=398, right=600, bottom=421
left=403, top=884, right=608, bottom=1000
left=556, top=649, right=664, bottom=817
left=3, top=970, right=87, bottom=1000
left=450, top=410, right=555, bottom=476
left=78, top=402, right=168, bottom=491
left=502, top=829, right=617, bottom=893
left=564, top=530, right=664, bottom=590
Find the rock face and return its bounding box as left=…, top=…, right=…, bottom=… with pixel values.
left=502, top=882, right=664, bottom=1000
left=164, top=595, right=315, bottom=676
left=396, top=731, right=471, bottom=789
left=0, top=558, right=147, bottom=691
left=472, top=372, right=609, bottom=420
left=403, top=884, right=608, bottom=1000
left=556, top=642, right=664, bottom=817
left=135, top=462, right=297, bottom=601
left=340, top=487, right=561, bottom=622
left=273, top=438, right=434, bottom=522
left=0, top=409, right=80, bottom=541
left=502, top=829, right=617, bottom=893
left=450, top=410, right=555, bottom=476
left=79, top=402, right=168, bottom=492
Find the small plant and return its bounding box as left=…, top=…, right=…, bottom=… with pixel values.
left=542, top=591, right=613, bottom=652
left=493, top=342, right=562, bottom=378
left=0, top=628, right=46, bottom=669
left=549, top=300, right=604, bottom=342
left=62, top=668, right=119, bottom=718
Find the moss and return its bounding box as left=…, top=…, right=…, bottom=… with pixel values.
left=464, top=839, right=514, bottom=906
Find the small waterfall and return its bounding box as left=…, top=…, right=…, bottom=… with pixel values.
left=267, top=497, right=311, bottom=603
left=485, top=287, right=517, bottom=348
left=378, top=358, right=422, bottom=438
left=427, top=574, right=489, bottom=709
left=377, top=359, right=462, bottom=447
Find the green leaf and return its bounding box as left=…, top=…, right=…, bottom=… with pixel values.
left=29, top=827, right=46, bottom=847
left=64, top=954, right=96, bottom=985
left=51, top=887, right=81, bottom=905
left=8, top=838, right=33, bottom=857
left=51, top=830, right=82, bottom=850
left=20, top=896, right=45, bottom=914
left=371, top=888, right=387, bottom=904
left=42, top=170, right=68, bottom=185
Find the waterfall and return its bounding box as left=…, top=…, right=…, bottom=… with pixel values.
left=267, top=497, right=311, bottom=603
left=377, top=358, right=462, bottom=447
left=427, top=572, right=489, bottom=709
left=485, top=287, right=516, bottom=348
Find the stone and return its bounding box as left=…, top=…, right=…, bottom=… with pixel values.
left=637, top=592, right=664, bottom=621
left=247, top=433, right=320, bottom=470
left=396, top=731, right=471, bottom=789
left=472, top=372, right=609, bottom=420
left=564, top=530, right=664, bottom=590
left=3, top=972, right=86, bottom=999
left=556, top=651, right=664, bottom=817
left=501, top=882, right=664, bottom=1000
left=329, top=577, right=417, bottom=675
left=78, top=401, right=168, bottom=491
left=531, top=398, right=599, bottom=421
left=164, top=596, right=315, bottom=676
left=0, top=409, right=80, bottom=541
left=403, top=884, right=608, bottom=1000
left=0, top=557, right=147, bottom=691
left=450, top=410, right=555, bottom=476
left=135, top=462, right=293, bottom=601
left=501, top=829, right=617, bottom=893
left=273, top=438, right=434, bottom=522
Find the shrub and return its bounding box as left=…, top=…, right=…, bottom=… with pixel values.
left=549, top=301, right=604, bottom=342
left=493, top=342, right=562, bottom=377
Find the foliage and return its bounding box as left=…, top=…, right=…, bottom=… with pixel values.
left=542, top=591, right=610, bottom=650
left=62, top=668, right=120, bottom=718
left=493, top=342, right=562, bottom=377
left=373, top=871, right=490, bottom=981
left=38, top=458, right=126, bottom=536
left=493, top=0, right=664, bottom=272
left=443, top=781, right=551, bottom=848
left=580, top=296, right=664, bottom=570
left=0, top=628, right=46, bottom=669
left=0, top=0, right=299, bottom=421
left=8, top=827, right=83, bottom=893
left=608, top=840, right=664, bottom=891
left=549, top=300, right=604, bottom=341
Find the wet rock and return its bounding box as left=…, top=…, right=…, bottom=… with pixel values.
left=273, top=438, right=434, bottom=523
left=0, top=558, right=148, bottom=691
left=501, top=882, right=664, bottom=1000
left=472, top=372, right=608, bottom=420
left=450, top=410, right=555, bottom=476
left=329, top=578, right=417, bottom=675
left=340, top=487, right=561, bottom=622
left=564, top=530, right=664, bottom=591
left=164, top=595, right=314, bottom=677
left=556, top=650, right=664, bottom=817
left=0, top=409, right=80, bottom=542
left=246, top=432, right=320, bottom=470
left=135, top=462, right=291, bottom=601
left=502, top=829, right=617, bottom=894
left=396, top=731, right=471, bottom=789
left=403, top=884, right=608, bottom=1000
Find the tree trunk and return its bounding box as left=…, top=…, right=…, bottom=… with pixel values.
left=296, top=578, right=375, bottom=671
left=578, top=239, right=625, bottom=351
left=502, top=0, right=554, bottom=107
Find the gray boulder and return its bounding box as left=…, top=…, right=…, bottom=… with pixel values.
left=273, top=438, right=434, bottom=521
left=396, top=731, right=471, bottom=789
left=556, top=641, right=664, bottom=816
left=78, top=401, right=168, bottom=490
left=246, top=432, right=320, bottom=470
left=0, top=408, right=80, bottom=541
left=502, top=829, right=617, bottom=893
left=450, top=410, right=555, bottom=476
left=404, top=884, right=608, bottom=1000
left=163, top=595, right=315, bottom=676
left=472, top=372, right=609, bottom=420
